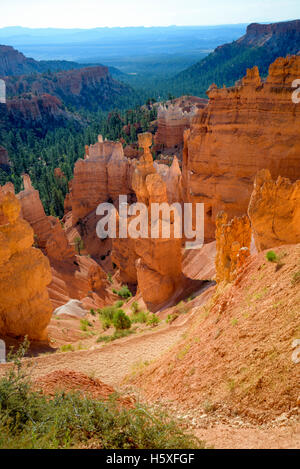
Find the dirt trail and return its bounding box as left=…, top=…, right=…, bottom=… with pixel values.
left=0, top=324, right=185, bottom=388
left=1, top=316, right=298, bottom=449
left=194, top=424, right=300, bottom=449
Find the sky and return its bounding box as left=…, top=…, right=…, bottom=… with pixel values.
left=0, top=0, right=299, bottom=28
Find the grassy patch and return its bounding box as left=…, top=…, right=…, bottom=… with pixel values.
left=131, top=311, right=149, bottom=324
left=97, top=329, right=136, bottom=344
left=80, top=319, right=93, bottom=332
left=60, top=344, right=74, bottom=353
left=177, top=344, right=191, bottom=360
left=292, top=271, right=300, bottom=286
left=166, top=313, right=179, bottom=324
left=227, top=379, right=236, bottom=392
left=175, top=301, right=190, bottom=315
left=0, top=343, right=205, bottom=449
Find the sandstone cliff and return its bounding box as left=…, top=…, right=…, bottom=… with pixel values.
left=6, top=94, right=67, bottom=123
left=127, top=133, right=183, bottom=305
left=155, top=96, right=208, bottom=151
left=215, top=211, right=251, bottom=283
left=5, top=65, right=133, bottom=113
left=17, top=175, right=109, bottom=309
left=248, top=169, right=300, bottom=251
left=17, top=174, right=74, bottom=258
left=0, top=184, right=53, bottom=341
left=183, top=55, right=300, bottom=241
left=68, top=137, right=134, bottom=224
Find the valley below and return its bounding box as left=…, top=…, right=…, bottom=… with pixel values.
left=0, top=18, right=299, bottom=450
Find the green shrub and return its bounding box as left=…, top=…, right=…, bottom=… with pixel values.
left=80, top=319, right=92, bottom=332
left=60, top=344, right=74, bottom=352
left=107, top=273, right=113, bottom=284
left=292, top=271, right=300, bottom=286
left=90, top=309, right=96, bottom=317
left=113, top=285, right=132, bottom=299
left=131, top=301, right=139, bottom=314
left=0, top=342, right=206, bottom=449
left=96, top=336, right=112, bottom=344
left=166, top=313, right=179, bottom=324
left=74, top=236, right=84, bottom=255
left=115, top=300, right=124, bottom=308
left=112, top=310, right=131, bottom=330
left=131, top=311, right=148, bottom=324
left=266, top=250, right=278, bottom=263
left=98, top=306, right=116, bottom=329
left=175, top=301, right=189, bottom=315
left=97, top=329, right=135, bottom=344
left=147, top=314, right=160, bottom=327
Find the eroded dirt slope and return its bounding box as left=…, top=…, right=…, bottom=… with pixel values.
left=131, top=244, right=300, bottom=423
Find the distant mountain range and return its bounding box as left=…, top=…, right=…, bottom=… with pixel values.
left=0, top=44, right=125, bottom=80
left=1, top=19, right=300, bottom=124
left=167, top=19, right=300, bottom=97
left=0, top=25, right=247, bottom=83
left=0, top=44, right=94, bottom=76
left=0, top=45, right=137, bottom=127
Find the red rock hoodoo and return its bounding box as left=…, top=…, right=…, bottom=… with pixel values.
left=155, top=96, right=208, bottom=151
left=215, top=211, right=251, bottom=283
left=0, top=184, right=53, bottom=341
left=248, top=169, right=300, bottom=251
left=183, top=55, right=300, bottom=241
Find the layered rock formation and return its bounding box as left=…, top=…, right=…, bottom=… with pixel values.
left=17, top=174, right=74, bottom=259
left=17, top=175, right=109, bottom=309
left=0, top=44, right=83, bottom=76
left=68, top=137, right=135, bottom=224
left=6, top=94, right=67, bottom=123
left=215, top=211, right=251, bottom=283
left=5, top=65, right=132, bottom=114
left=248, top=169, right=300, bottom=251
left=131, top=133, right=183, bottom=305
left=183, top=55, right=300, bottom=241
left=0, top=184, right=53, bottom=341
left=239, top=20, right=300, bottom=47
left=135, top=187, right=182, bottom=305
left=155, top=96, right=208, bottom=150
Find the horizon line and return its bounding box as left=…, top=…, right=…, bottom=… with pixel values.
left=0, top=19, right=299, bottom=30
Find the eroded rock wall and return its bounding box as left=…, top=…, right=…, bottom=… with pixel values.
left=0, top=185, right=53, bottom=341
left=68, top=137, right=135, bottom=224
left=183, top=56, right=300, bottom=241
left=215, top=211, right=251, bottom=283
left=248, top=169, right=300, bottom=251
left=155, top=96, right=208, bottom=150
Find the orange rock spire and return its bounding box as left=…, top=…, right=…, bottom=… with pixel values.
left=0, top=187, right=53, bottom=341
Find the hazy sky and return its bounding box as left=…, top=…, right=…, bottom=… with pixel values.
left=1, top=0, right=299, bottom=28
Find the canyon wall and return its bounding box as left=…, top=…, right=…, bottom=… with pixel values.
left=0, top=184, right=53, bottom=341
left=17, top=175, right=109, bottom=309
left=155, top=96, right=208, bottom=150
left=68, top=137, right=135, bottom=224
left=248, top=169, right=300, bottom=251
left=183, top=55, right=300, bottom=240
left=215, top=211, right=251, bottom=283
left=133, top=133, right=182, bottom=304
left=6, top=94, right=66, bottom=123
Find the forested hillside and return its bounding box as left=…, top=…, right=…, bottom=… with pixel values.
left=0, top=104, right=157, bottom=217
left=165, top=20, right=300, bottom=97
